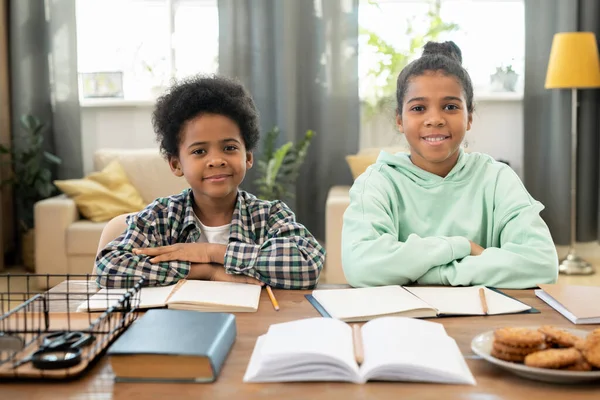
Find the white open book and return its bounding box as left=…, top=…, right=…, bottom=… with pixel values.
left=243, top=316, right=475, bottom=385
left=311, top=285, right=531, bottom=322
left=77, top=280, right=261, bottom=313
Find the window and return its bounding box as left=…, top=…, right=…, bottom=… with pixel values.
left=359, top=0, right=525, bottom=103
left=76, top=0, right=219, bottom=101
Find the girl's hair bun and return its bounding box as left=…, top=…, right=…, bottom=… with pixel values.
left=422, top=41, right=462, bottom=64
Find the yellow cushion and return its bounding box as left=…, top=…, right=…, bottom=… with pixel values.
left=345, top=154, right=379, bottom=180
left=346, top=147, right=409, bottom=180
left=54, top=160, right=147, bottom=222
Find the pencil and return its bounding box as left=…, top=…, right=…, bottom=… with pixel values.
left=266, top=286, right=279, bottom=311
left=479, top=287, right=489, bottom=315
left=353, top=324, right=364, bottom=365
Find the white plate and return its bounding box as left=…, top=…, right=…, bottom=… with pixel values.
left=471, top=327, right=600, bottom=384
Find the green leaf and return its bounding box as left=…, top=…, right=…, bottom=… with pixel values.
left=44, top=151, right=62, bottom=165
left=265, top=142, right=292, bottom=187
left=260, top=127, right=280, bottom=165
left=20, top=114, right=43, bottom=135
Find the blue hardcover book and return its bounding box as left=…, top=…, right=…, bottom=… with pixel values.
left=107, top=309, right=236, bottom=382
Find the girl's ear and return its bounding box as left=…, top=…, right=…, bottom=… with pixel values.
left=168, top=156, right=184, bottom=177
left=466, top=112, right=473, bottom=131
left=396, top=113, right=404, bottom=133
left=246, top=151, right=253, bottom=169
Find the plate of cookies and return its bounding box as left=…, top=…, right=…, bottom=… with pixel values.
left=471, top=325, right=600, bottom=383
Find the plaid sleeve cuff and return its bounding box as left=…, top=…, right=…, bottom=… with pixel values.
left=224, top=242, right=261, bottom=274
left=95, top=254, right=191, bottom=288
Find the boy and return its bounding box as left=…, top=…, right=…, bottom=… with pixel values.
left=95, top=75, right=325, bottom=289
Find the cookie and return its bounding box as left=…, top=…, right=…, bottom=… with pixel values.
left=574, top=339, right=587, bottom=351
left=524, top=348, right=582, bottom=369
left=581, top=337, right=600, bottom=368
left=494, top=327, right=546, bottom=348
left=493, top=341, right=546, bottom=355
left=562, top=359, right=593, bottom=372
left=491, top=347, right=526, bottom=363
left=538, top=326, right=581, bottom=348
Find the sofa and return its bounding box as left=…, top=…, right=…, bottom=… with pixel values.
left=34, top=149, right=189, bottom=288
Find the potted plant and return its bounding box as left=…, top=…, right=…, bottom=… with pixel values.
left=490, top=65, right=519, bottom=92
left=361, top=0, right=459, bottom=117
left=254, top=127, right=315, bottom=203
left=0, top=114, right=61, bottom=271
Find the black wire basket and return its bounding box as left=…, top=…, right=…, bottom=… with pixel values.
left=0, top=273, right=145, bottom=380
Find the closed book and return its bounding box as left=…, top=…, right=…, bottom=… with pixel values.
left=107, top=309, right=236, bottom=382
left=536, top=284, right=600, bottom=324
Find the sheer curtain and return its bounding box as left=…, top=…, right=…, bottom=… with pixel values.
left=10, top=0, right=82, bottom=180
left=218, top=0, right=360, bottom=240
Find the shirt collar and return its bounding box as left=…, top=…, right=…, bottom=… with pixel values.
left=182, top=188, right=255, bottom=243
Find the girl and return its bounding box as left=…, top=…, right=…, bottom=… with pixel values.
left=341, top=41, right=558, bottom=289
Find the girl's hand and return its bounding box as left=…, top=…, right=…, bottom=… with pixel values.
left=469, top=241, right=485, bottom=256
left=133, top=243, right=213, bottom=264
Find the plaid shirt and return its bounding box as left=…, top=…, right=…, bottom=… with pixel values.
left=95, top=189, right=325, bottom=289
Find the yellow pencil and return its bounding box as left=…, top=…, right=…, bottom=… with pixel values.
left=353, top=324, right=364, bottom=365
left=479, top=287, right=489, bottom=315
left=266, top=286, right=280, bottom=311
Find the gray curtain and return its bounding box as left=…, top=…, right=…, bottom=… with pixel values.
left=218, top=0, right=359, bottom=241
left=524, top=0, right=600, bottom=245
left=10, top=0, right=82, bottom=180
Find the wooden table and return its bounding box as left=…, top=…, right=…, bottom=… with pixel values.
left=2, top=281, right=599, bottom=399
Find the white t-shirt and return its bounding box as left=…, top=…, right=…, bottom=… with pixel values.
left=194, top=214, right=230, bottom=245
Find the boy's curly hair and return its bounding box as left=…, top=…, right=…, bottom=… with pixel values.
left=152, top=74, right=260, bottom=158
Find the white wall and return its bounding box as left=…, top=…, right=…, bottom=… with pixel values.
left=81, top=101, right=155, bottom=173
left=81, top=95, right=524, bottom=176
left=360, top=94, right=524, bottom=177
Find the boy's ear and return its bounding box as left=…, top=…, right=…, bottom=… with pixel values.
left=168, top=156, right=184, bottom=177
left=467, top=112, right=473, bottom=131
left=246, top=151, right=253, bottom=169
left=396, top=113, right=404, bottom=133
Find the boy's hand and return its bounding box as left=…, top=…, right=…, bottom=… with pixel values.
left=134, top=243, right=222, bottom=264
left=469, top=241, right=485, bottom=256
left=189, top=263, right=264, bottom=285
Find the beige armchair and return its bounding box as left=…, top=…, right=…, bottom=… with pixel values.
left=34, top=149, right=189, bottom=288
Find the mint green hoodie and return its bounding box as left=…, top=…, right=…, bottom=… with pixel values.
left=341, top=150, right=558, bottom=289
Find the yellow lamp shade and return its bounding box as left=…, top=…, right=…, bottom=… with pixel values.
left=545, top=32, right=600, bottom=89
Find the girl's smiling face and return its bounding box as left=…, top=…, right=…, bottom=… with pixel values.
left=396, top=70, right=473, bottom=177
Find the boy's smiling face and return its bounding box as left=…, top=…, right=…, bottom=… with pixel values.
left=169, top=113, right=253, bottom=203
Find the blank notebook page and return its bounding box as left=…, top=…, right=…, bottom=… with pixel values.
left=404, top=286, right=531, bottom=315
left=167, top=280, right=261, bottom=308
left=312, top=286, right=433, bottom=320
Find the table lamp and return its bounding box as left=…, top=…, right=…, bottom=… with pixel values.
left=545, top=32, right=600, bottom=275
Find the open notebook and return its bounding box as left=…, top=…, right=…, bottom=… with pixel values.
left=77, top=280, right=262, bottom=313
left=243, top=316, right=475, bottom=385
left=310, top=285, right=532, bottom=322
